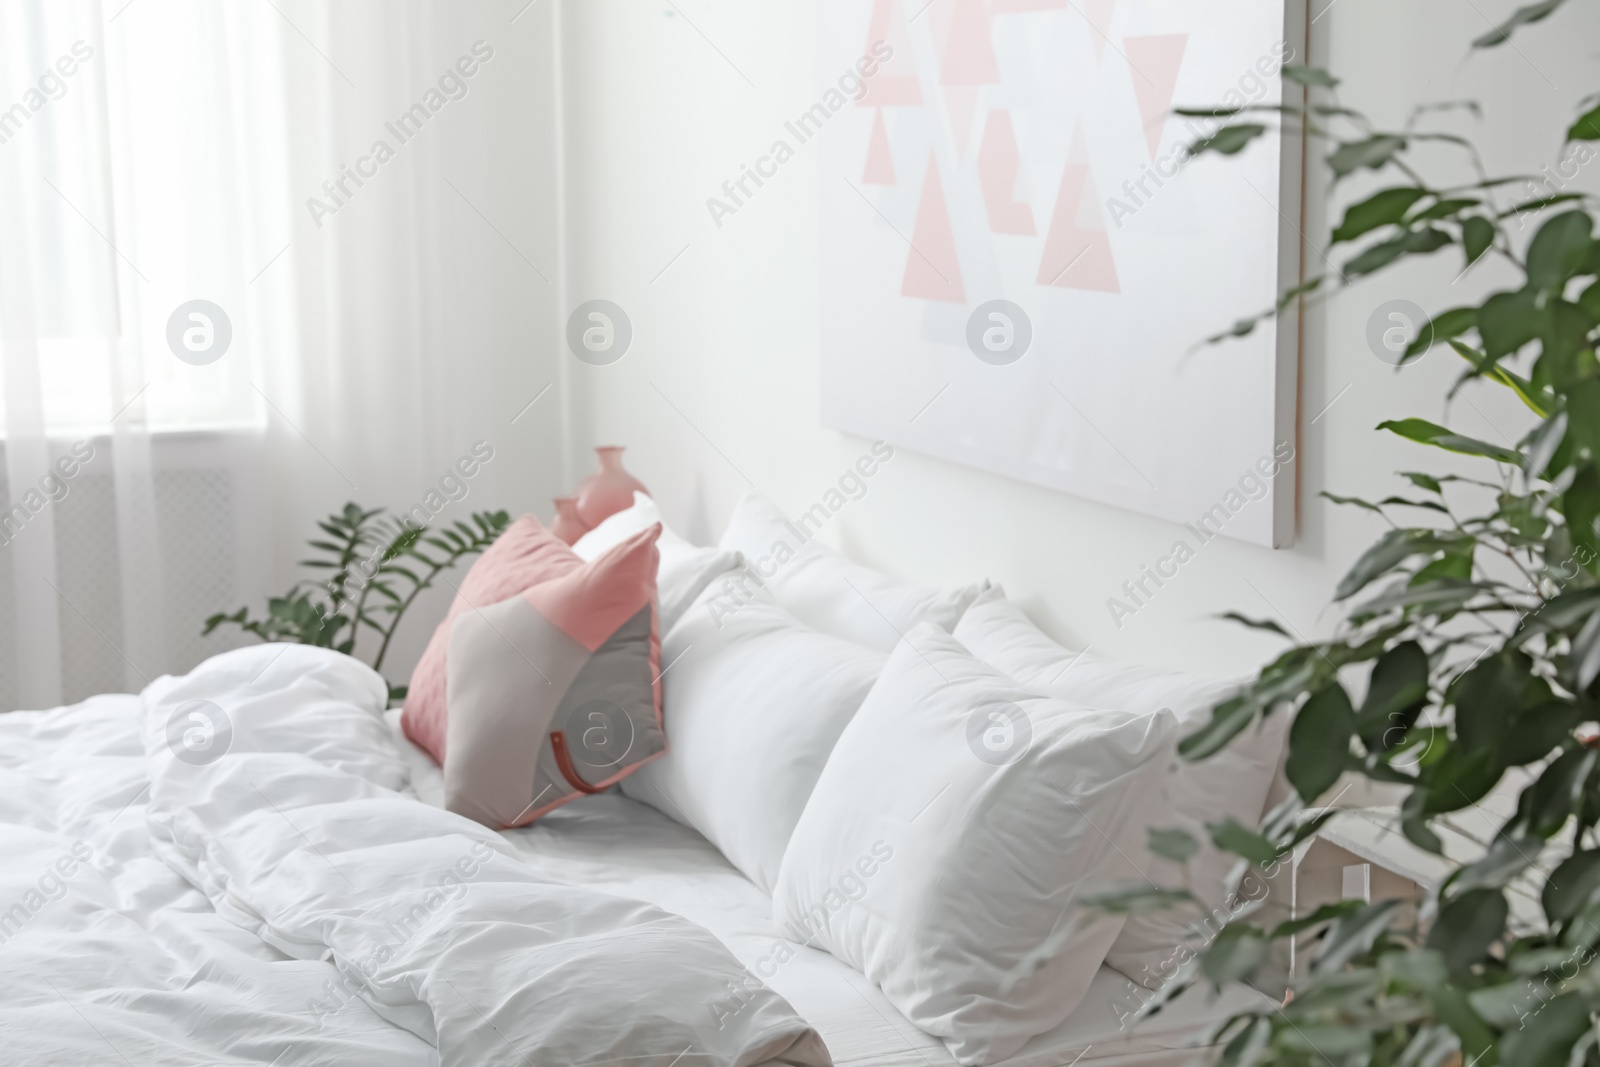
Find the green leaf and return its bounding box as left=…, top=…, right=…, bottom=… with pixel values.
left=1527, top=211, right=1595, bottom=290
left=1525, top=410, right=1569, bottom=478
left=1357, top=641, right=1430, bottom=746
left=1313, top=900, right=1400, bottom=973
left=1543, top=849, right=1600, bottom=923
left=1501, top=992, right=1590, bottom=1067
left=1336, top=527, right=1473, bottom=600
left=1516, top=747, right=1596, bottom=838
left=1353, top=578, right=1480, bottom=622
left=1519, top=586, right=1600, bottom=640
left=1209, top=819, right=1280, bottom=866
left=1344, top=227, right=1452, bottom=277
left=1281, top=63, right=1338, bottom=88
left=1573, top=603, right=1600, bottom=690
left=1269, top=900, right=1363, bottom=939
left=1563, top=464, right=1600, bottom=562
left=1410, top=553, right=1474, bottom=584
left=1400, top=472, right=1443, bottom=494
left=1450, top=831, right=1541, bottom=891
left=1581, top=279, right=1600, bottom=322
left=1472, top=0, right=1568, bottom=48
left=1179, top=695, right=1260, bottom=760
left=1453, top=652, right=1532, bottom=753
left=1395, top=1025, right=1460, bottom=1067
left=1328, top=135, right=1407, bottom=179
left=1477, top=289, right=1542, bottom=359
left=1572, top=103, right=1600, bottom=142
left=1084, top=885, right=1200, bottom=914
left=1406, top=306, right=1477, bottom=361
left=1287, top=683, right=1355, bottom=802
left=1332, top=187, right=1429, bottom=244
left=1356, top=639, right=1433, bottom=723
left=1217, top=611, right=1291, bottom=637
left=1425, top=888, right=1507, bottom=972
left=1409, top=197, right=1480, bottom=223
left=1403, top=812, right=1445, bottom=853
left=1463, top=215, right=1496, bottom=265
left=1377, top=417, right=1522, bottom=464
left=1216, top=1016, right=1271, bottom=1067
left=1501, top=192, right=1587, bottom=221
left=1321, top=491, right=1386, bottom=515
left=1189, top=123, right=1268, bottom=157
left=1280, top=1026, right=1373, bottom=1058
left=1148, top=827, right=1200, bottom=863
left=1200, top=925, right=1266, bottom=986
left=1502, top=700, right=1584, bottom=767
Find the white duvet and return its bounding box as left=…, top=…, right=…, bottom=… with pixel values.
left=1, top=644, right=829, bottom=1067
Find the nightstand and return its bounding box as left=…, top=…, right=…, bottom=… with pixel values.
left=1255, top=770, right=1550, bottom=991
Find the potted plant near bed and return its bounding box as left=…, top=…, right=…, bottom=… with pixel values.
left=203, top=504, right=510, bottom=700
left=1103, top=3, right=1600, bottom=1064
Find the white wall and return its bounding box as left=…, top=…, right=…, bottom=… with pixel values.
left=557, top=0, right=1599, bottom=679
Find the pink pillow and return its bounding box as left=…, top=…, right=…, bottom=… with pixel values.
left=402, top=517, right=666, bottom=827
left=402, top=515, right=579, bottom=763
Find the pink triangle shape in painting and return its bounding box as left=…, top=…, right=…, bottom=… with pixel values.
left=902, top=153, right=967, bottom=304
left=859, top=0, right=922, bottom=107
left=978, top=109, right=1035, bottom=235
left=941, top=0, right=1000, bottom=85
left=1125, top=34, right=1188, bottom=158
left=944, top=85, right=982, bottom=160
left=1036, top=127, right=1119, bottom=293
left=864, top=108, right=897, bottom=185
left=1082, top=0, right=1117, bottom=61
left=990, top=0, right=1066, bottom=12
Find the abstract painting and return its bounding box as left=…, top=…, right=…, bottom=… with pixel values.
left=819, top=0, right=1306, bottom=547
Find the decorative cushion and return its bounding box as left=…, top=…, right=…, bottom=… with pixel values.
left=772, top=623, right=1176, bottom=1066
left=402, top=515, right=578, bottom=764
left=572, top=491, right=741, bottom=631
left=717, top=492, right=987, bottom=651
left=621, top=581, right=886, bottom=892
left=401, top=517, right=666, bottom=829
left=952, top=587, right=1289, bottom=988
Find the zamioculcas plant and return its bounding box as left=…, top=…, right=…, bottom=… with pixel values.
left=1100, top=3, right=1600, bottom=1065
left=204, top=503, right=509, bottom=698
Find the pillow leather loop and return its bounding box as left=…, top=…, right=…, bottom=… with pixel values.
left=550, top=731, right=606, bottom=795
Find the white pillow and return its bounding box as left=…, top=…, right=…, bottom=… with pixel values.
left=772, top=623, right=1176, bottom=1066
left=953, top=587, right=1289, bottom=988
left=621, top=582, right=886, bottom=892
left=573, top=492, right=740, bottom=631
left=717, top=492, right=986, bottom=651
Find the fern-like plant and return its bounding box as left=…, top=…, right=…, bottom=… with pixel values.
left=203, top=503, right=510, bottom=698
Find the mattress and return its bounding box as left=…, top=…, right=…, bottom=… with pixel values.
left=393, top=711, right=1267, bottom=1067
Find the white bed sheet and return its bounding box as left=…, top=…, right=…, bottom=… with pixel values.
left=0, top=685, right=1258, bottom=1067
left=1, top=695, right=437, bottom=1066
left=391, top=711, right=1269, bottom=1067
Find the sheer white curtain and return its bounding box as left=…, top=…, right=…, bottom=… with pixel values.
left=0, top=0, right=564, bottom=707
left=0, top=0, right=289, bottom=708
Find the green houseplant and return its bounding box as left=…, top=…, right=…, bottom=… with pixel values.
left=1106, top=4, right=1600, bottom=1065
left=203, top=503, right=509, bottom=698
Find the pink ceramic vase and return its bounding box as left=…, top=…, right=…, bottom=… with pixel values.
left=574, top=446, right=648, bottom=529
left=550, top=496, right=590, bottom=545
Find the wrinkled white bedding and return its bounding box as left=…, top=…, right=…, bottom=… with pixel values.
left=393, top=715, right=1270, bottom=1067
left=1, top=645, right=828, bottom=1067
left=0, top=643, right=1261, bottom=1067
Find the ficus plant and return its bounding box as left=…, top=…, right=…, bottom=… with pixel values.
left=1102, top=3, right=1600, bottom=1066
left=203, top=503, right=509, bottom=698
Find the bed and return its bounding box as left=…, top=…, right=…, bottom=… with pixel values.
left=0, top=649, right=1265, bottom=1067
